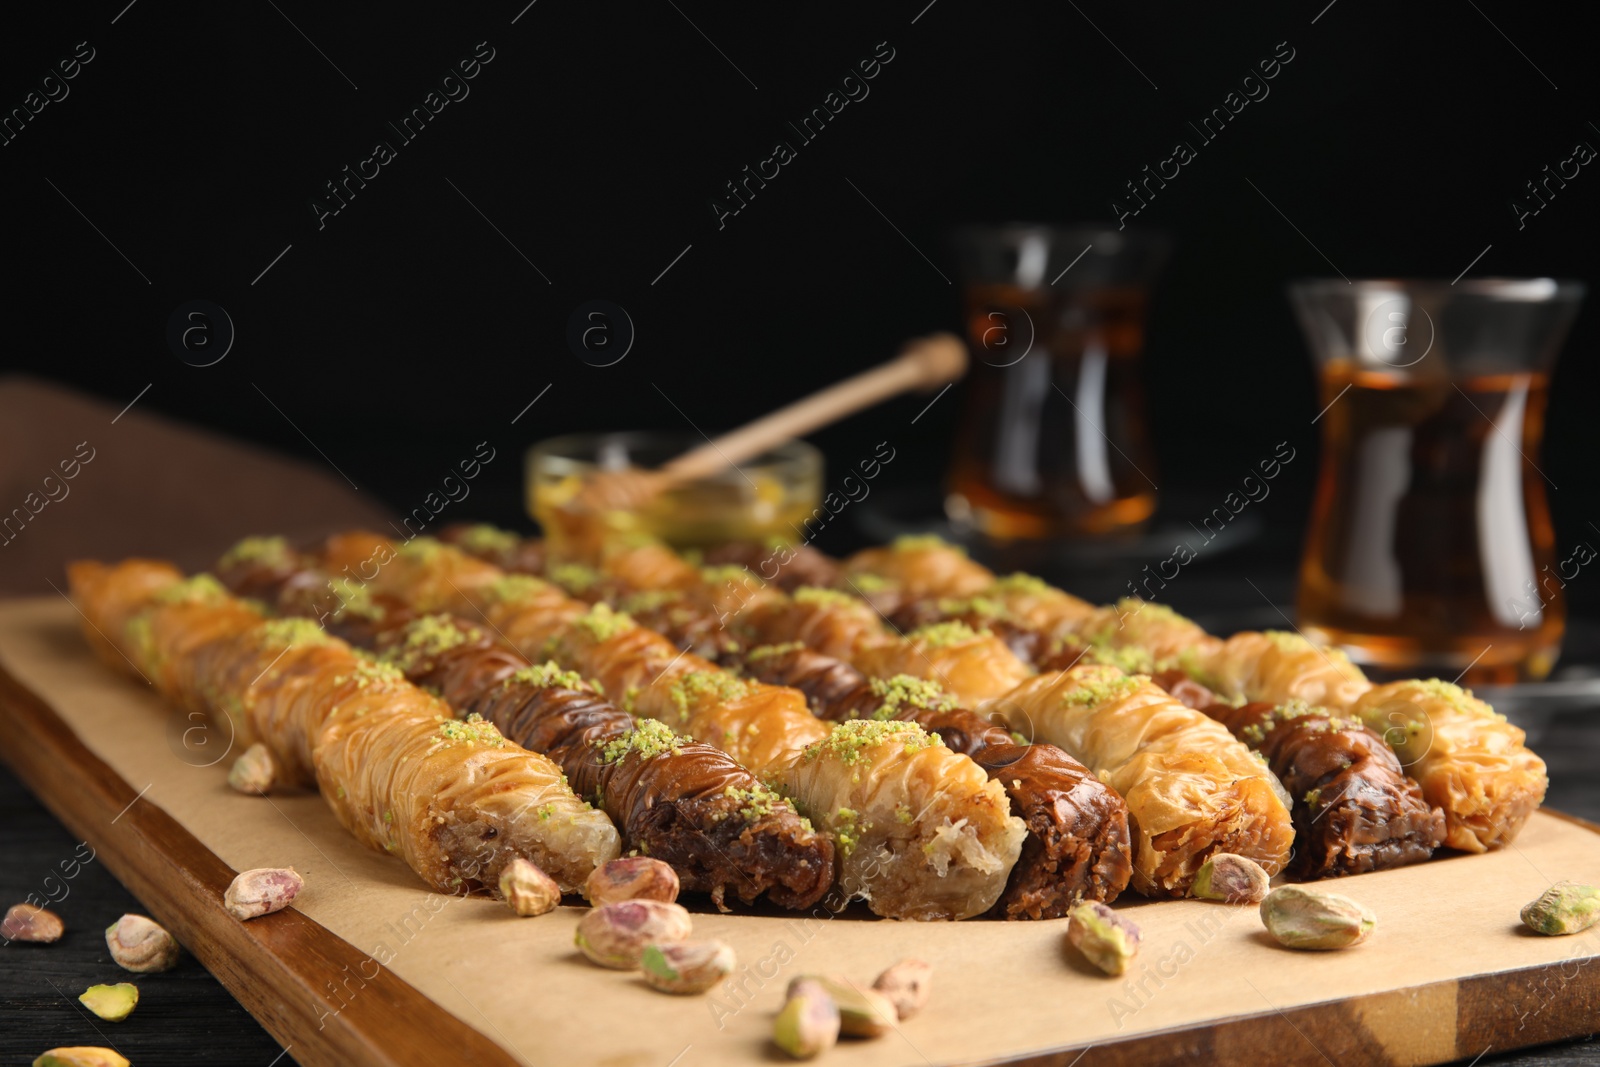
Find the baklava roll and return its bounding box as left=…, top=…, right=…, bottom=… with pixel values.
left=1205, top=701, right=1446, bottom=878
left=439, top=523, right=548, bottom=575
left=538, top=606, right=829, bottom=775
left=779, top=720, right=1026, bottom=920
left=1083, top=598, right=1223, bottom=664
left=740, top=644, right=1015, bottom=755
left=971, top=743, right=1133, bottom=918
left=68, top=560, right=620, bottom=894
left=1184, top=629, right=1371, bottom=711
left=1349, top=680, right=1548, bottom=852
left=842, top=535, right=997, bottom=598
left=887, top=594, right=1051, bottom=667
left=888, top=576, right=1099, bottom=663
left=742, top=586, right=891, bottom=661
left=701, top=539, right=844, bottom=592
left=983, top=664, right=1295, bottom=897
left=851, top=621, right=1033, bottom=706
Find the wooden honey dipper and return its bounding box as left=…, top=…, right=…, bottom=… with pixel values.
left=572, top=332, right=969, bottom=513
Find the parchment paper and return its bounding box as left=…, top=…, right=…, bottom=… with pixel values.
left=4, top=597, right=1598, bottom=1067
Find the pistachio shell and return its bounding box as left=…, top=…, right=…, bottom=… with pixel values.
left=105, top=914, right=179, bottom=973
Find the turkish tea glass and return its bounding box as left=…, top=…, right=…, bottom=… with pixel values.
left=1291, top=278, right=1584, bottom=684
left=946, top=226, right=1169, bottom=540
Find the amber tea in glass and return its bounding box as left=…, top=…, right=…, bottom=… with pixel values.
left=946, top=227, right=1169, bottom=540
left=1291, top=279, right=1584, bottom=684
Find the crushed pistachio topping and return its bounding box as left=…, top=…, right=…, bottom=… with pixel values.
left=804, top=719, right=943, bottom=765
left=219, top=535, right=295, bottom=571
left=600, top=719, right=687, bottom=764
left=702, top=564, right=760, bottom=587
left=455, top=524, right=518, bottom=556
left=869, top=675, right=956, bottom=719
left=1083, top=644, right=1156, bottom=675
left=125, top=614, right=158, bottom=667
left=1271, top=700, right=1321, bottom=724
left=435, top=713, right=507, bottom=747
left=1175, top=646, right=1225, bottom=691
left=1260, top=630, right=1355, bottom=666
left=396, top=537, right=445, bottom=561
left=325, top=576, right=383, bottom=620
left=549, top=562, right=602, bottom=593
left=793, top=586, right=860, bottom=610
left=891, top=534, right=963, bottom=555
left=619, top=589, right=682, bottom=615
left=508, top=662, right=587, bottom=691
left=258, top=616, right=336, bottom=649
left=745, top=641, right=805, bottom=662
left=895, top=804, right=913, bottom=824
left=849, top=572, right=894, bottom=593
left=1303, top=787, right=1322, bottom=807
left=392, top=614, right=481, bottom=662
left=724, top=782, right=784, bottom=821
left=988, top=572, right=1051, bottom=596
left=153, top=573, right=230, bottom=606
left=1060, top=673, right=1145, bottom=708
left=935, top=595, right=1005, bottom=620
left=571, top=603, right=637, bottom=642
left=668, top=671, right=754, bottom=716
left=485, top=574, right=547, bottom=604
left=1115, top=597, right=1194, bottom=626
left=908, top=620, right=988, bottom=648
left=331, top=661, right=407, bottom=689
left=1409, top=678, right=1498, bottom=717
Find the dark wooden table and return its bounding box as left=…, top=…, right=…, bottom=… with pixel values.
left=3, top=528, right=1598, bottom=1065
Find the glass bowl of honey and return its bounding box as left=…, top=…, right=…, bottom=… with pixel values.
left=525, top=432, right=823, bottom=550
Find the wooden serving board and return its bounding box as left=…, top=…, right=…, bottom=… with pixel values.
left=3, top=596, right=1599, bottom=1067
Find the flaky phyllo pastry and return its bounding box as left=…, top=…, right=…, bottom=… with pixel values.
left=1181, top=628, right=1371, bottom=711
left=780, top=720, right=1026, bottom=921
left=67, top=559, right=619, bottom=895
left=983, top=664, right=1294, bottom=897
left=849, top=620, right=1034, bottom=707
left=843, top=535, right=997, bottom=598
left=1350, top=679, right=1548, bottom=853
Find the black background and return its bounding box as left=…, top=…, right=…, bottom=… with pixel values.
left=4, top=4, right=1600, bottom=1062
left=1, top=0, right=1597, bottom=578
